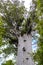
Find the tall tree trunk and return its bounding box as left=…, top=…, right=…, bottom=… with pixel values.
left=16, top=34, right=34, bottom=65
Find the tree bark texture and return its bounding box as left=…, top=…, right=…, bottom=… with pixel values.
left=16, top=34, right=34, bottom=65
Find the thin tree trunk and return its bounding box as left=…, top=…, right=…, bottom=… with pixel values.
left=16, top=34, right=34, bottom=65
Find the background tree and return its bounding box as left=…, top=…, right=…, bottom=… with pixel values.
left=33, top=0, right=43, bottom=65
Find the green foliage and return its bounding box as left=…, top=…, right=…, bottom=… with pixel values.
left=0, top=0, right=25, bottom=45
left=0, top=0, right=32, bottom=47
left=33, top=0, right=43, bottom=65
left=0, top=17, right=5, bottom=46
left=2, top=44, right=17, bottom=56
left=37, top=0, right=43, bottom=14
left=2, top=60, right=14, bottom=65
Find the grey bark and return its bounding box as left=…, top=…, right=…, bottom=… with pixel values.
left=16, top=34, right=34, bottom=65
